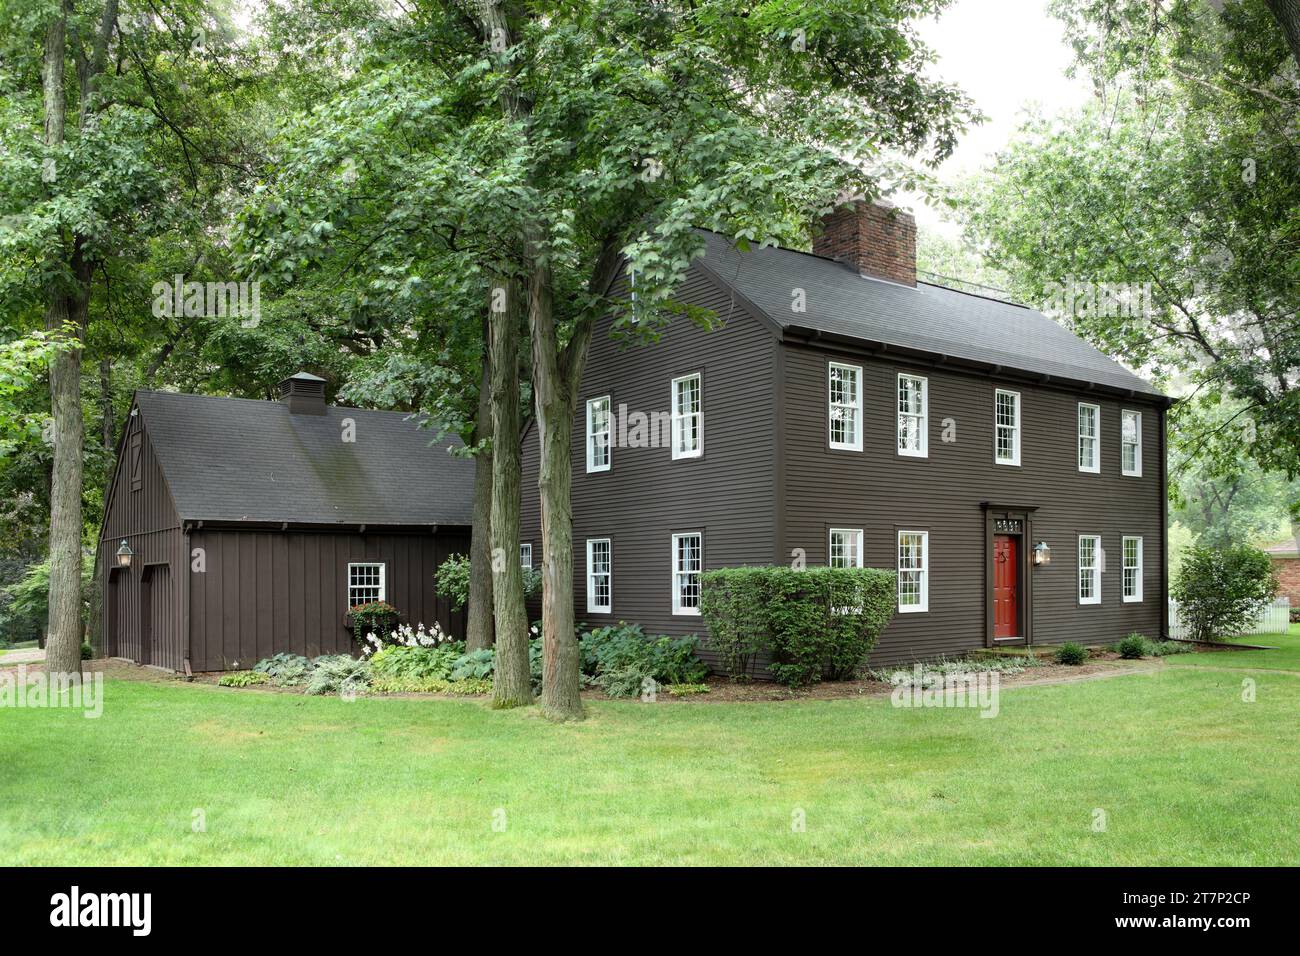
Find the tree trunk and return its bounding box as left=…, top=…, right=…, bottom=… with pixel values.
left=489, top=279, right=532, bottom=707
left=465, top=333, right=495, bottom=651
left=530, top=262, right=586, bottom=721
left=1266, top=0, right=1300, bottom=70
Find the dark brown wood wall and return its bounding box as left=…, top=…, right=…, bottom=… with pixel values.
left=778, top=341, right=1165, bottom=666
left=98, top=408, right=186, bottom=670
left=521, top=264, right=781, bottom=669
left=187, top=527, right=470, bottom=671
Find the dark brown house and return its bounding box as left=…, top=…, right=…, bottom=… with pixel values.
left=521, top=200, right=1172, bottom=668
left=98, top=373, right=474, bottom=671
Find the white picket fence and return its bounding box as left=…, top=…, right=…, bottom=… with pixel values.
left=1167, top=597, right=1291, bottom=640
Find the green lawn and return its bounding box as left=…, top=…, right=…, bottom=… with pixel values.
left=1165, top=622, right=1300, bottom=673
left=2, top=637, right=1298, bottom=865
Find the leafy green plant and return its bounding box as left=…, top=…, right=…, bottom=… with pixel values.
left=348, top=601, right=401, bottom=649
left=434, top=554, right=471, bottom=610
left=450, top=648, right=495, bottom=681
left=371, top=644, right=462, bottom=681
left=1148, top=640, right=1195, bottom=657
left=1172, top=545, right=1278, bottom=641
left=218, top=671, right=271, bottom=687
left=1055, top=643, right=1087, bottom=666
left=667, top=682, right=710, bottom=697
left=599, top=660, right=658, bottom=699
left=700, top=566, right=896, bottom=686
left=371, top=675, right=492, bottom=695
left=253, top=653, right=314, bottom=686
left=306, top=656, right=371, bottom=696
left=868, top=655, right=1039, bottom=685
left=80, top=642, right=93, bottom=661
left=579, top=623, right=709, bottom=693
left=1117, top=634, right=1149, bottom=660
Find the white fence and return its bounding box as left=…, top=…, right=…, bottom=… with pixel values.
left=1167, top=597, right=1291, bottom=640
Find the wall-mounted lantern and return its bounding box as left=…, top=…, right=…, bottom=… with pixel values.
left=115, top=540, right=134, bottom=569
left=1032, top=541, right=1051, bottom=567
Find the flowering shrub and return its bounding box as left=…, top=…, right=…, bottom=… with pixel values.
left=349, top=601, right=400, bottom=647
left=361, top=620, right=452, bottom=658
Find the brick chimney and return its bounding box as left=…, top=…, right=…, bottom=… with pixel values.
left=279, top=371, right=327, bottom=416
left=813, top=199, right=916, bottom=287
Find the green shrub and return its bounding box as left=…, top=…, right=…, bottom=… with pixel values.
left=435, top=554, right=472, bottom=610
left=580, top=622, right=709, bottom=694
left=1117, top=634, right=1149, bottom=659
left=667, top=682, right=710, bottom=697
left=1055, top=642, right=1087, bottom=665
left=1148, top=639, right=1194, bottom=656
left=253, top=652, right=313, bottom=686
left=450, top=648, right=495, bottom=681
left=306, top=655, right=371, bottom=696
left=599, top=660, right=658, bottom=699
left=349, top=601, right=401, bottom=649
left=1172, top=545, right=1277, bottom=641
left=370, top=644, right=462, bottom=682
left=80, top=641, right=94, bottom=660
left=218, top=671, right=270, bottom=687
left=700, top=566, right=896, bottom=687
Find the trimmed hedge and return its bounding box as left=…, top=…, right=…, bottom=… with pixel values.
left=700, top=566, right=896, bottom=687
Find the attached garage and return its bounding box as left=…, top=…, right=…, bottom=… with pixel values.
left=97, top=372, right=476, bottom=672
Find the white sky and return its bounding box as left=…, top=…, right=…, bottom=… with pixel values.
left=901, top=0, right=1095, bottom=237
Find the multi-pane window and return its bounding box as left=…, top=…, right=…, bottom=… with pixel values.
left=829, top=528, right=864, bottom=568
left=520, top=543, right=533, bottom=570
left=1078, top=403, right=1100, bottom=473
left=1121, top=409, right=1142, bottom=477
left=586, top=539, right=611, bottom=613
left=348, top=563, right=385, bottom=607
left=671, top=532, right=702, bottom=615
left=1078, top=535, right=1102, bottom=604
left=828, top=362, right=863, bottom=451
left=1122, top=536, right=1143, bottom=602
left=586, top=396, right=611, bottom=473
left=671, top=374, right=702, bottom=460
left=995, top=389, right=1021, bottom=465
left=897, top=530, right=929, bottom=613
left=897, top=374, right=928, bottom=457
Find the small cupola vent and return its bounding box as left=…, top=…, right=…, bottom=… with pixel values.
left=278, top=371, right=327, bottom=415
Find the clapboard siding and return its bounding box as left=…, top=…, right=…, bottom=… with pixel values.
left=779, top=341, right=1165, bottom=666
left=187, top=527, right=470, bottom=671
left=521, top=264, right=780, bottom=666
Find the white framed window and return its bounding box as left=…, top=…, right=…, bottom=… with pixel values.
left=995, top=389, right=1021, bottom=465
left=829, top=528, right=864, bottom=568
left=1121, top=409, right=1142, bottom=477
left=897, top=530, right=929, bottom=613
left=897, top=373, right=928, bottom=457
left=828, top=362, right=863, bottom=451
left=586, top=396, right=611, bottom=473
left=586, top=538, right=611, bottom=613
left=671, top=373, right=702, bottom=460
left=347, top=562, right=385, bottom=607
left=671, top=532, right=702, bottom=615
left=1078, top=403, right=1100, bottom=473
left=1122, top=535, right=1143, bottom=602
left=520, top=543, right=533, bottom=570
left=1078, top=535, right=1102, bottom=605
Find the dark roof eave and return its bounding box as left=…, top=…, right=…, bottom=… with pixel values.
left=180, top=519, right=473, bottom=534
left=782, top=325, right=1173, bottom=406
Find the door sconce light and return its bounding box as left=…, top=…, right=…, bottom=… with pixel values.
left=115, top=540, right=134, bottom=568
left=1032, top=541, right=1051, bottom=566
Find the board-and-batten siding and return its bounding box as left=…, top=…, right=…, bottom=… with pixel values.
left=779, top=341, right=1165, bottom=666
left=187, top=528, right=469, bottom=671
left=98, top=410, right=186, bottom=671
left=521, top=264, right=780, bottom=668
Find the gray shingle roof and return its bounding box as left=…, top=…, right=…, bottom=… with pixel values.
left=135, top=390, right=475, bottom=526
left=697, top=230, right=1163, bottom=397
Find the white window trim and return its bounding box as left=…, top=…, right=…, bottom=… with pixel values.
left=671, top=532, right=703, bottom=616
left=1121, top=409, right=1143, bottom=477
left=586, top=538, right=612, bottom=614
left=828, top=528, right=865, bottom=568
left=347, top=562, right=386, bottom=607
left=519, top=543, right=533, bottom=570
left=586, top=396, right=611, bottom=473
left=1122, top=535, right=1143, bottom=603
left=1078, top=403, right=1100, bottom=474
left=897, top=373, right=928, bottom=458
left=1078, top=535, right=1102, bottom=605
left=897, top=530, right=929, bottom=613
left=994, top=388, right=1021, bottom=466
left=670, top=373, right=703, bottom=460
left=828, top=362, right=863, bottom=452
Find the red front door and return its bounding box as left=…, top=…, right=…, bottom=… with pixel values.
left=994, top=535, right=1019, bottom=639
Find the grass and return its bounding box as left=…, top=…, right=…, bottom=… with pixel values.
left=1164, top=622, right=1300, bottom=673
left=2, top=635, right=1298, bottom=866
